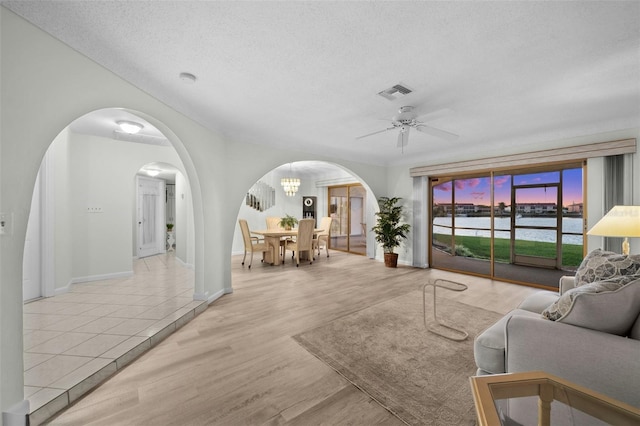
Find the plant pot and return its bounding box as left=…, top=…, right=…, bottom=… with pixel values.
left=384, top=252, right=398, bottom=268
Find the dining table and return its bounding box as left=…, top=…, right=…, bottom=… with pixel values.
left=252, top=228, right=323, bottom=266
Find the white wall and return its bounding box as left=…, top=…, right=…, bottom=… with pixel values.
left=175, top=172, right=195, bottom=267
left=52, top=129, right=73, bottom=293
left=49, top=130, right=188, bottom=292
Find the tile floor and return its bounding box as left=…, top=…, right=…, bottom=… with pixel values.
left=23, top=254, right=207, bottom=425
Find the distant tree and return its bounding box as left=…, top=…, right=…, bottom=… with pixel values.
left=498, top=202, right=506, bottom=216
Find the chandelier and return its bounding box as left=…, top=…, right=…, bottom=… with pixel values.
left=281, top=177, right=300, bottom=196
left=281, top=164, right=300, bottom=197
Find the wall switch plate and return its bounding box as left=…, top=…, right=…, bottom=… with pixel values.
left=87, top=207, right=103, bottom=213
left=0, top=212, right=13, bottom=235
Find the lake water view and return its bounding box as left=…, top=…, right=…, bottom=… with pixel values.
left=433, top=216, right=584, bottom=245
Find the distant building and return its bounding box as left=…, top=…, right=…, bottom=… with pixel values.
left=434, top=202, right=582, bottom=217
left=515, top=203, right=557, bottom=215
left=566, top=202, right=583, bottom=215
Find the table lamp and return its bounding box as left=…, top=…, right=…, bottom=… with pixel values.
left=587, top=205, right=640, bottom=255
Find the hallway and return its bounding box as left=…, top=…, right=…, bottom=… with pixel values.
left=23, top=254, right=206, bottom=425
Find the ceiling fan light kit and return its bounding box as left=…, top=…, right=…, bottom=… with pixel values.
left=356, top=105, right=459, bottom=151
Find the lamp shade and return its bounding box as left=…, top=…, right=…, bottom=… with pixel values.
left=587, top=205, right=640, bottom=238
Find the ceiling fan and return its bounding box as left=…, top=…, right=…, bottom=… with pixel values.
left=356, top=106, right=459, bottom=150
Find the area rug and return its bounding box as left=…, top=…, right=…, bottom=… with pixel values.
left=293, top=290, right=502, bottom=425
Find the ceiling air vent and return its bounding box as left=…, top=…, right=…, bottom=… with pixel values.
left=377, top=83, right=413, bottom=100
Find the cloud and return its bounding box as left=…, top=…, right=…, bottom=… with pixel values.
left=435, top=182, right=452, bottom=192
left=455, top=178, right=482, bottom=190
left=494, top=176, right=510, bottom=188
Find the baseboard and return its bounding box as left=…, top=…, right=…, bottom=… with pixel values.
left=193, top=288, right=227, bottom=305
left=208, top=288, right=226, bottom=304
left=55, top=271, right=134, bottom=296
left=70, top=271, right=134, bottom=286
left=174, top=256, right=194, bottom=270
left=54, top=285, right=71, bottom=296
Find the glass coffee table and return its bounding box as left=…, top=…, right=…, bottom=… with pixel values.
left=470, top=371, right=640, bottom=426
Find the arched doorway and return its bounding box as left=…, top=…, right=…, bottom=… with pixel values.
left=233, top=160, right=378, bottom=261
left=23, top=109, right=197, bottom=299
left=21, top=108, right=201, bottom=419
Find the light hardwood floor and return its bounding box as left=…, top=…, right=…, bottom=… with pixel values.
left=45, top=251, right=539, bottom=425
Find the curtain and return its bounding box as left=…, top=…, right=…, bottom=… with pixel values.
left=603, top=154, right=633, bottom=252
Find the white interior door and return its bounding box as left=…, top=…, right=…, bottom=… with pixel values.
left=137, top=176, right=165, bottom=258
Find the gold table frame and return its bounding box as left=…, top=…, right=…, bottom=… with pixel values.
left=470, top=371, right=640, bottom=426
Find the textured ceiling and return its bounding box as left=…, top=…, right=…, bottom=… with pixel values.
left=3, top=1, right=639, bottom=167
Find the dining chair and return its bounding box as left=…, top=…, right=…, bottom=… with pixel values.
left=284, top=218, right=315, bottom=267
left=239, top=219, right=273, bottom=269
left=266, top=216, right=282, bottom=230
left=266, top=216, right=289, bottom=258
left=313, top=216, right=333, bottom=258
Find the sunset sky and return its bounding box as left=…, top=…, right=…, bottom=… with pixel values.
left=434, top=168, right=583, bottom=206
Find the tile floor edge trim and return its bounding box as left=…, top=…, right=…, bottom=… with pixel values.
left=27, top=303, right=208, bottom=426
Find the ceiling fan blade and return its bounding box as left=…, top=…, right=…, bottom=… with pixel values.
left=397, top=127, right=410, bottom=148
left=415, top=107, right=454, bottom=122
left=415, top=124, right=459, bottom=141
left=355, top=126, right=395, bottom=140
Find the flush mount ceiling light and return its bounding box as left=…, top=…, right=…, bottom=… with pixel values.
left=116, top=120, right=143, bottom=134
left=179, top=72, right=197, bottom=84
left=146, top=169, right=161, bottom=177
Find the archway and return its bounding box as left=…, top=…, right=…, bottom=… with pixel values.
left=21, top=108, right=200, bottom=419
left=232, top=160, right=379, bottom=266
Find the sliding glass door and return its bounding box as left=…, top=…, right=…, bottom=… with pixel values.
left=328, top=184, right=366, bottom=255
left=430, top=164, right=585, bottom=289
left=432, top=175, right=492, bottom=276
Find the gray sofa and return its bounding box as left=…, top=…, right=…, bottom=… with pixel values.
left=473, top=249, right=640, bottom=408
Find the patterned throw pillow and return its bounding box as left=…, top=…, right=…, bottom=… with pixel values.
left=573, top=249, right=640, bottom=287
left=541, top=276, right=640, bottom=335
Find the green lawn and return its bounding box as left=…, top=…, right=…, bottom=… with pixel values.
left=433, top=234, right=583, bottom=267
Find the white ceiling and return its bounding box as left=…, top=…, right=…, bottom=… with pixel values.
left=3, top=1, right=639, bottom=168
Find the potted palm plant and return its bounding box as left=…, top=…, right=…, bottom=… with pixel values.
left=279, top=214, right=298, bottom=230
left=371, top=196, right=411, bottom=267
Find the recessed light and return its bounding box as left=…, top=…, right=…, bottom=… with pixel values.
left=116, top=120, right=143, bottom=134
left=179, top=72, right=197, bottom=84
